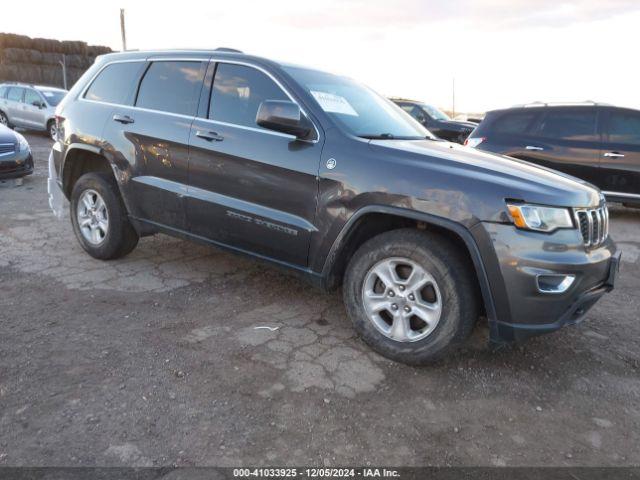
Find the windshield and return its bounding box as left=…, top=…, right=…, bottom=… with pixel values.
left=285, top=66, right=431, bottom=140
left=38, top=90, right=66, bottom=107
left=422, top=104, right=450, bottom=121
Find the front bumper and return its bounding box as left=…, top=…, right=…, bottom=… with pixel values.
left=0, top=151, right=33, bottom=179
left=473, top=222, right=619, bottom=343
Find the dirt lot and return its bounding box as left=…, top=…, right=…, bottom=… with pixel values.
left=0, top=133, right=639, bottom=467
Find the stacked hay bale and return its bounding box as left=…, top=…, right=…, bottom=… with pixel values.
left=0, top=33, right=112, bottom=89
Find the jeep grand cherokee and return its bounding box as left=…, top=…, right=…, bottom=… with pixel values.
left=48, top=49, right=620, bottom=364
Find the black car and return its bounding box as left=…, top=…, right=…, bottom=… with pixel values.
left=466, top=102, right=640, bottom=206
left=48, top=49, right=618, bottom=364
left=0, top=124, right=33, bottom=180
left=391, top=98, right=476, bottom=144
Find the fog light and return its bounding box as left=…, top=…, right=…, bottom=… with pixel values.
left=536, top=274, right=575, bottom=294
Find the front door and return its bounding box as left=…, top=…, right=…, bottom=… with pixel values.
left=599, top=108, right=640, bottom=197
left=22, top=89, right=46, bottom=129
left=187, top=62, right=322, bottom=267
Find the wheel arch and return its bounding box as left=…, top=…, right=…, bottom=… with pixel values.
left=320, top=205, right=498, bottom=324
left=61, top=144, right=114, bottom=199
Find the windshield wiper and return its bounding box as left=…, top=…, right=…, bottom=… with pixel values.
left=358, top=133, right=395, bottom=139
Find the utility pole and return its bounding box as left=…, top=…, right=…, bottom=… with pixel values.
left=452, top=78, right=456, bottom=118
left=120, top=8, right=127, bottom=51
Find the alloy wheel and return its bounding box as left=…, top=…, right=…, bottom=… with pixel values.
left=362, top=257, right=442, bottom=342
left=77, top=189, right=109, bottom=245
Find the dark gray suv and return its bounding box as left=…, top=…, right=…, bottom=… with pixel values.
left=48, top=49, right=620, bottom=364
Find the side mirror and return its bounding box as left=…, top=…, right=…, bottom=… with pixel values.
left=32, top=100, right=45, bottom=109
left=256, top=100, right=311, bottom=139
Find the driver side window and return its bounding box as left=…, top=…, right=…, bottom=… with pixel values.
left=24, top=89, right=42, bottom=107
left=209, top=63, right=289, bottom=129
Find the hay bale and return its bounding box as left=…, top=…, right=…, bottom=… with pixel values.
left=87, top=45, right=112, bottom=56
left=61, top=40, right=87, bottom=55
left=32, top=37, right=64, bottom=53
left=0, top=48, right=44, bottom=64
left=0, top=33, right=33, bottom=49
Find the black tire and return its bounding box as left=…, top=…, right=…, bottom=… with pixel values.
left=47, top=120, right=57, bottom=140
left=70, top=172, right=139, bottom=260
left=0, top=110, right=12, bottom=129
left=343, top=228, right=479, bottom=365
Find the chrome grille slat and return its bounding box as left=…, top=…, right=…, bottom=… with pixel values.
left=0, top=143, right=16, bottom=156
left=574, top=202, right=609, bottom=248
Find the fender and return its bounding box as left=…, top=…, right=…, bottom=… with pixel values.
left=320, top=205, right=499, bottom=326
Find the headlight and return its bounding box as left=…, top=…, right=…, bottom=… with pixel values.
left=15, top=133, right=30, bottom=152
left=506, top=203, right=574, bottom=233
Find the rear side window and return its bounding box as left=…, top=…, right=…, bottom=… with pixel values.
left=7, top=87, right=24, bottom=102
left=536, top=110, right=597, bottom=141
left=209, top=63, right=289, bottom=128
left=492, top=112, right=537, bottom=134
left=607, top=110, right=640, bottom=146
left=85, top=62, right=143, bottom=104
left=136, top=61, right=204, bottom=116
left=0, top=86, right=7, bottom=98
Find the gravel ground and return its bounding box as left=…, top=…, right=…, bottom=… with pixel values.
left=0, top=133, right=639, bottom=467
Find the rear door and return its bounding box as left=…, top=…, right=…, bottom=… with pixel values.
left=519, top=108, right=602, bottom=186
left=5, top=87, right=25, bottom=126
left=187, top=61, right=323, bottom=267
left=599, top=108, right=640, bottom=197
left=104, top=59, right=207, bottom=232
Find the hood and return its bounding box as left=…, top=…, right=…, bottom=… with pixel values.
left=0, top=124, right=17, bottom=144
left=369, top=139, right=601, bottom=208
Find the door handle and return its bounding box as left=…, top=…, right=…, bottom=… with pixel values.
left=196, top=130, right=224, bottom=142
left=603, top=152, right=625, bottom=158
left=525, top=145, right=544, bottom=151
left=113, top=114, right=135, bottom=124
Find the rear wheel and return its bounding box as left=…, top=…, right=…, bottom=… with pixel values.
left=70, top=172, right=139, bottom=260
left=47, top=120, right=57, bottom=140
left=0, top=111, right=11, bottom=128
left=343, top=229, right=479, bottom=365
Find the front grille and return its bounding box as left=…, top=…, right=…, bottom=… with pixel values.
left=0, top=143, right=16, bottom=156
left=574, top=205, right=608, bottom=248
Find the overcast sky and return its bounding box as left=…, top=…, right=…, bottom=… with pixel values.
left=2, top=0, right=639, bottom=113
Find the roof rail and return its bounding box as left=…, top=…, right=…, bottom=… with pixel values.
left=513, top=100, right=610, bottom=108
left=214, top=47, right=243, bottom=53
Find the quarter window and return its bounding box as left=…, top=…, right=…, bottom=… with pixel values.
left=493, top=112, right=537, bottom=135
left=85, top=62, right=144, bottom=104
left=607, top=110, right=640, bottom=146
left=136, top=61, right=204, bottom=116
left=0, top=86, right=7, bottom=98
left=536, top=110, right=597, bottom=141
left=7, top=87, right=24, bottom=102
left=209, top=63, right=289, bottom=128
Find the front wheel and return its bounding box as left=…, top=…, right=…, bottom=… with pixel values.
left=70, top=172, right=139, bottom=260
left=343, top=229, right=479, bottom=365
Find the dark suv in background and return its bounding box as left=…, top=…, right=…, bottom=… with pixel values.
left=467, top=102, right=640, bottom=206
left=48, top=50, right=619, bottom=364
left=391, top=98, right=476, bottom=144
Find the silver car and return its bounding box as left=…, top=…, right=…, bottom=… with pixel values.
left=0, top=83, right=67, bottom=139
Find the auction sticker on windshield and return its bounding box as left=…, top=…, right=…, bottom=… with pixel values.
left=311, top=91, right=358, bottom=116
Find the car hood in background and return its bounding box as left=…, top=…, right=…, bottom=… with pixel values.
left=369, top=138, right=602, bottom=208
